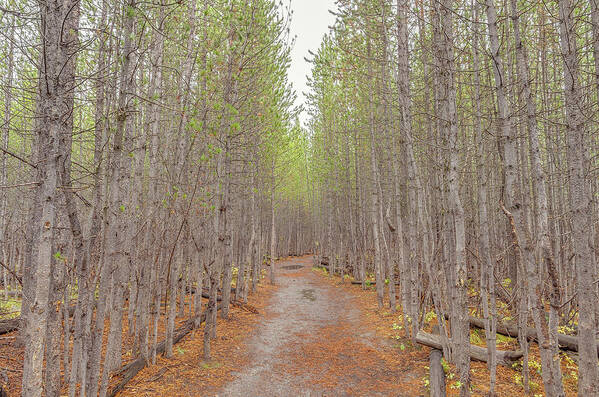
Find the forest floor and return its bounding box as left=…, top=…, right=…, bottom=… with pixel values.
left=219, top=256, right=425, bottom=397
left=115, top=272, right=277, bottom=396
left=115, top=255, right=580, bottom=396
left=310, top=265, right=580, bottom=397
left=0, top=295, right=192, bottom=396
left=0, top=256, right=580, bottom=396
left=122, top=256, right=427, bottom=396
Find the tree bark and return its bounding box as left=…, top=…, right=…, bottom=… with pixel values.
left=558, top=0, right=599, bottom=393
left=22, top=0, right=80, bottom=395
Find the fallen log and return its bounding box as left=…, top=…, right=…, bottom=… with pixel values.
left=415, top=331, right=523, bottom=367
left=199, top=292, right=230, bottom=302
left=108, top=302, right=224, bottom=397
left=0, top=305, right=77, bottom=335
left=467, top=316, right=595, bottom=355
left=350, top=280, right=400, bottom=286
left=320, top=261, right=350, bottom=270
left=185, top=286, right=236, bottom=297
left=0, top=290, right=20, bottom=297
left=0, top=318, right=19, bottom=335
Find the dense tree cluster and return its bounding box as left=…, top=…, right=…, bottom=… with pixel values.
left=2, top=0, right=599, bottom=395
left=306, top=0, right=599, bottom=395
left=0, top=0, right=312, bottom=395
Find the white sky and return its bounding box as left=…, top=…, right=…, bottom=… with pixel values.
left=288, top=0, right=338, bottom=126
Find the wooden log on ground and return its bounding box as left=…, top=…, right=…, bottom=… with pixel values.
left=350, top=280, right=400, bottom=286
left=429, top=348, right=445, bottom=397
left=108, top=302, right=224, bottom=397
left=0, top=318, right=19, bottom=335
left=0, top=290, right=21, bottom=297
left=0, top=306, right=75, bottom=333
left=441, top=313, right=590, bottom=355
left=199, top=292, right=227, bottom=301
left=185, top=286, right=236, bottom=296
left=467, top=316, right=595, bottom=355
left=415, top=331, right=523, bottom=367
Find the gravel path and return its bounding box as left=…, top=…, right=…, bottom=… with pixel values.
left=218, top=256, right=409, bottom=397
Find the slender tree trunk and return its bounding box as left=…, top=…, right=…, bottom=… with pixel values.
left=22, top=0, right=80, bottom=394
left=558, top=0, right=599, bottom=392
left=0, top=19, right=14, bottom=304
left=435, top=0, right=470, bottom=393
left=590, top=0, right=599, bottom=102
left=366, top=37, right=384, bottom=309
left=486, top=0, right=565, bottom=394
left=472, top=2, right=497, bottom=393
left=99, top=1, right=136, bottom=394
left=270, top=167, right=277, bottom=285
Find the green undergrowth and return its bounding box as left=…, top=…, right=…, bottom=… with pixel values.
left=200, top=360, right=223, bottom=370
left=0, top=296, right=21, bottom=319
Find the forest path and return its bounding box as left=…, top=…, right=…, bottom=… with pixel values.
left=218, top=256, right=414, bottom=397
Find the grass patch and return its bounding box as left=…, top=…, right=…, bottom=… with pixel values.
left=470, top=329, right=483, bottom=345
left=200, top=360, right=223, bottom=370
left=0, top=297, right=21, bottom=320
left=495, top=332, right=516, bottom=346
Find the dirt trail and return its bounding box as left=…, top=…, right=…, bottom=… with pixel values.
left=218, top=256, right=416, bottom=397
